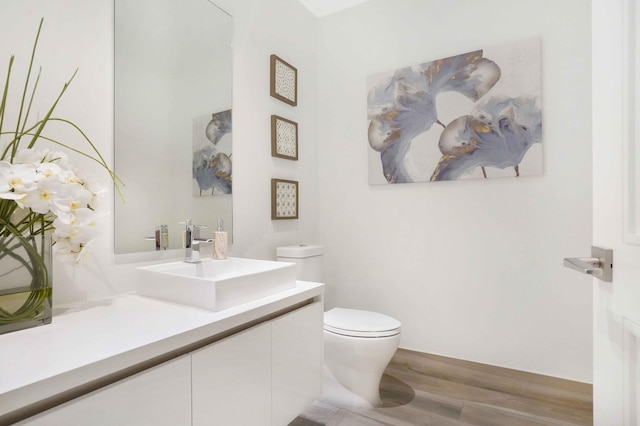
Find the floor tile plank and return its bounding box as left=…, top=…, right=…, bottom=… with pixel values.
left=326, top=409, right=392, bottom=426
left=460, top=401, right=586, bottom=426
left=390, top=350, right=591, bottom=411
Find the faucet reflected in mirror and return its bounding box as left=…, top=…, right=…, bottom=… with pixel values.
left=146, top=225, right=169, bottom=251
left=113, top=0, right=233, bottom=255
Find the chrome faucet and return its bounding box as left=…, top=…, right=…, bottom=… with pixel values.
left=183, top=220, right=212, bottom=262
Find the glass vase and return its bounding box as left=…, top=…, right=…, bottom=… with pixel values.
left=0, top=234, right=52, bottom=335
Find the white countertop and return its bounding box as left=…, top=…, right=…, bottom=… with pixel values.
left=0, top=281, right=324, bottom=420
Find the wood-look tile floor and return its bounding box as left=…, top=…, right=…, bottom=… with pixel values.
left=290, top=349, right=593, bottom=426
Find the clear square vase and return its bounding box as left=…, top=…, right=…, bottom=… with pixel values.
left=0, top=234, right=52, bottom=335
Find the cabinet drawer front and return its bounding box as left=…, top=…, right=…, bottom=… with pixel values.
left=192, top=322, right=272, bottom=426
left=18, top=356, right=192, bottom=426
left=272, top=301, right=323, bottom=426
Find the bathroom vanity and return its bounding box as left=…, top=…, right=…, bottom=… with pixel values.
left=0, top=280, right=324, bottom=425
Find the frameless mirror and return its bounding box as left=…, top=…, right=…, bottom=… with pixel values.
left=114, top=0, right=232, bottom=254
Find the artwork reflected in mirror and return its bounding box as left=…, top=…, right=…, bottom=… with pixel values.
left=193, top=110, right=232, bottom=197
left=114, top=0, right=232, bottom=254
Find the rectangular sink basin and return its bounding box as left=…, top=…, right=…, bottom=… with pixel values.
left=136, top=257, right=296, bottom=311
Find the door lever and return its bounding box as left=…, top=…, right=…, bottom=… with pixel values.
left=563, top=246, right=613, bottom=282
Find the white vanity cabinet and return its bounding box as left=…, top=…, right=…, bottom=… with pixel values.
left=14, top=299, right=323, bottom=426
left=18, top=356, right=192, bottom=426
left=192, top=301, right=323, bottom=426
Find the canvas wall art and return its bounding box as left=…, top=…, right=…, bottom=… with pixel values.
left=192, top=110, right=232, bottom=196
left=367, top=38, right=543, bottom=184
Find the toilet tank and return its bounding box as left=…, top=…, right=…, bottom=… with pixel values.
left=276, top=245, right=324, bottom=282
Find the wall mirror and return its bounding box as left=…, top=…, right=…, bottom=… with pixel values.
left=114, top=0, right=233, bottom=254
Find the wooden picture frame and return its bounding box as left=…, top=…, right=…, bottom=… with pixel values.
left=271, top=178, right=299, bottom=220
left=270, top=54, right=298, bottom=106
left=271, top=115, right=298, bottom=160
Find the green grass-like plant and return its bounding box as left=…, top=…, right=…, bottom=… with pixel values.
left=0, top=18, right=123, bottom=331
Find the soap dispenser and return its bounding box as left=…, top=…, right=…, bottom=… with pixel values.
left=213, top=219, right=228, bottom=259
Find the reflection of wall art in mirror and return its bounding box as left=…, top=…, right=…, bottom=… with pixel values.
left=367, top=37, right=542, bottom=185
left=270, top=54, right=297, bottom=106
left=271, top=115, right=298, bottom=160
left=193, top=110, right=233, bottom=197
left=271, top=179, right=299, bottom=220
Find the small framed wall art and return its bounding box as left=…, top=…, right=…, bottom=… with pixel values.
left=271, top=178, right=299, bottom=220
left=270, top=54, right=297, bottom=106
left=271, top=115, right=298, bottom=160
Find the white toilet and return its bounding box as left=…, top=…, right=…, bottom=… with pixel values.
left=276, top=245, right=401, bottom=409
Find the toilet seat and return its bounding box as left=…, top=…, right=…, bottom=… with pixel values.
left=324, top=308, right=401, bottom=338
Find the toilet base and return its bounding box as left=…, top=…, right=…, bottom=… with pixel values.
left=322, top=330, right=400, bottom=409
left=321, top=366, right=380, bottom=409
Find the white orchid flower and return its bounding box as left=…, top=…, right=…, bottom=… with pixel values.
left=53, top=183, right=93, bottom=214
left=0, top=163, right=38, bottom=194
left=36, top=162, right=62, bottom=179
left=19, top=176, right=61, bottom=214
left=13, top=148, right=45, bottom=165
left=0, top=162, right=26, bottom=200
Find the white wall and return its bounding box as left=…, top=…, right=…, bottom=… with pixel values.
left=0, top=0, right=319, bottom=304
left=317, top=0, right=593, bottom=382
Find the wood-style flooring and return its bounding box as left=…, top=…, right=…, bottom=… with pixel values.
left=290, top=349, right=593, bottom=426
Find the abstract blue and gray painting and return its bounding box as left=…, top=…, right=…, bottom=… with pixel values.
left=367, top=38, right=542, bottom=184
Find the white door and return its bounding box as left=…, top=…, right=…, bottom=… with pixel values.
left=592, top=0, right=640, bottom=424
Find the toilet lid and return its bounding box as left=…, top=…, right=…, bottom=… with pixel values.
left=324, top=308, right=401, bottom=338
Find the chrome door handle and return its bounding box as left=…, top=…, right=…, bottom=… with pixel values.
left=563, top=257, right=603, bottom=275
left=563, top=246, right=613, bottom=282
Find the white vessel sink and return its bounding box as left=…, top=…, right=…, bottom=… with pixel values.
left=136, top=257, right=296, bottom=311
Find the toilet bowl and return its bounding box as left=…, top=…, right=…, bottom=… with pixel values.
left=323, top=307, right=401, bottom=408
left=276, top=245, right=402, bottom=408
